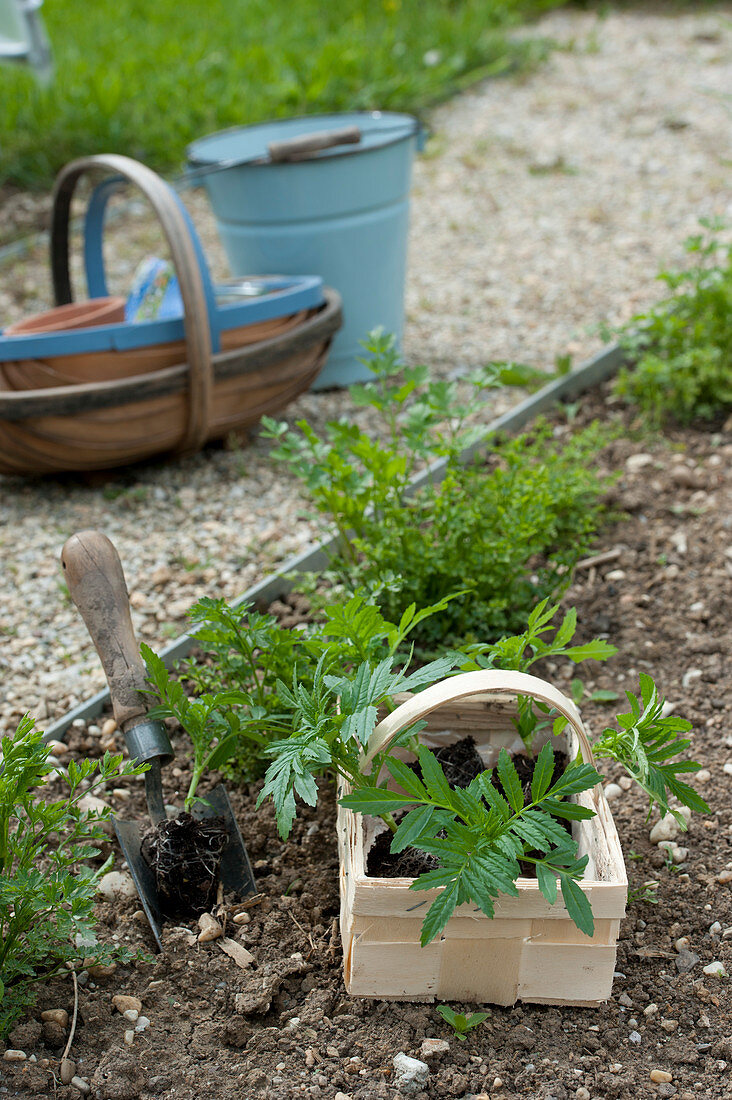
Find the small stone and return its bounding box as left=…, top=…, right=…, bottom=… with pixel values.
left=644, top=1003, right=658, bottom=1017
left=135, top=1016, right=150, bottom=1033
left=604, top=783, right=623, bottom=802
left=626, top=453, right=654, bottom=472
left=420, top=1038, right=450, bottom=1058
left=618, top=992, right=633, bottom=1007
left=650, top=813, right=680, bottom=844
left=710, top=922, right=722, bottom=935
left=576, top=1088, right=591, bottom=1100
left=102, top=718, right=118, bottom=737
left=122, top=1009, right=139, bottom=1023
left=71, top=1078, right=91, bottom=1095
left=657, top=1086, right=677, bottom=1099
left=198, top=913, right=223, bottom=943
left=703, top=961, right=726, bottom=976
left=3, top=1050, right=26, bottom=1061
left=233, top=911, right=251, bottom=925
left=393, top=1052, right=430, bottom=1093
left=675, top=937, right=690, bottom=951
left=112, top=994, right=143, bottom=1014
left=41, top=1008, right=69, bottom=1028
left=629, top=1031, right=642, bottom=1044
left=681, top=665, right=702, bottom=689
left=650, top=1070, right=673, bottom=1084
left=672, top=846, right=688, bottom=864
left=86, top=961, right=117, bottom=979
left=717, top=870, right=732, bottom=884
left=675, top=949, right=700, bottom=973
left=724, top=763, right=732, bottom=776
left=98, top=871, right=137, bottom=902
left=305, top=1049, right=316, bottom=1067
left=660, top=1019, right=678, bottom=1032
left=123, top=1029, right=135, bottom=1046
left=60, top=1058, right=76, bottom=1084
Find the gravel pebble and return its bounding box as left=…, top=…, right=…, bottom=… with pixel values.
left=1, top=7, right=730, bottom=732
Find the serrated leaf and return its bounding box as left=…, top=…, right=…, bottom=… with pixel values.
left=496, top=749, right=523, bottom=812
left=391, top=805, right=437, bottom=853
left=530, top=741, right=555, bottom=802
left=546, top=762, right=602, bottom=799
left=338, top=787, right=415, bottom=813
left=385, top=757, right=429, bottom=801
left=536, top=862, right=558, bottom=905
left=418, top=880, right=460, bottom=946
left=416, top=746, right=453, bottom=805
left=563, top=640, right=618, bottom=663
left=559, top=874, right=594, bottom=937
left=541, top=797, right=596, bottom=821
left=478, top=774, right=511, bottom=822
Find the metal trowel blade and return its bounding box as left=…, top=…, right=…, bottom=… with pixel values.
left=113, top=817, right=166, bottom=951
left=191, top=784, right=257, bottom=899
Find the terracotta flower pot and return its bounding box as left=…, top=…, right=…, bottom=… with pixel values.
left=4, top=297, right=126, bottom=336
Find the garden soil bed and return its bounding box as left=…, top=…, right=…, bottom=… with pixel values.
left=2, top=383, right=731, bottom=1100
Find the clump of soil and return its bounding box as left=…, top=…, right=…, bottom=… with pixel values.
left=140, top=812, right=229, bottom=916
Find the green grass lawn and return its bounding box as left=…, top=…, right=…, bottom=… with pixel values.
left=0, top=0, right=566, bottom=190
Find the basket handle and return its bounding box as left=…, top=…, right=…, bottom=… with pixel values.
left=362, top=669, right=596, bottom=774
left=50, top=154, right=215, bottom=454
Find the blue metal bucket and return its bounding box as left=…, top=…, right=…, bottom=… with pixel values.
left=187, top=111, right=421, bottom=389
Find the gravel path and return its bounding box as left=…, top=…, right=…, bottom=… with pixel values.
left=1, top=5, right=731, bottom=734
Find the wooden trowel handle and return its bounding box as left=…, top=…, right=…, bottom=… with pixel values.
left=61, top=530, right=149, bottom=732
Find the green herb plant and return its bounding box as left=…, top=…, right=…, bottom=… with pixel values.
left=263, top=616, right=705, bottom=947
left=458, top=598, right=618, bottom=748
left=435, top=1004, right=490, bottom=1040
left=0, top=716, right=147, bottom=1038
left=613, top=218, right=732, bottom=424
left=142, top=589, right=464, bottom=795
left=142, top=642, right=268, bottom=809
left=263, top=332, right=613, bottom=648
left=340, top=739, right=603, bottom=941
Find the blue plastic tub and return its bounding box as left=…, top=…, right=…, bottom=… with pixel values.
left=187, top=111, right=422, bottom=389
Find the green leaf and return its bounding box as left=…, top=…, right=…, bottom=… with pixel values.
left=416, top=746, right=453, bottom=805
left=530, top=741, right=555, bottom=803
left=536, top=862, right=557, bottom=905
left=418, top=879, right=460, bottom=946
left=496, top=749, right=524, bottom=813
left=338, top=788, right=415, bottom=814
left=385, top=757, right=429, bottom=801
left=391, top=805, right=437, bottom=854
left=559, top=875, right=594, bottom=937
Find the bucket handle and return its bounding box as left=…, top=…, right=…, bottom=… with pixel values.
left=50, top=154, right=216, bottom=454
left=267, top=125, right=361, bottom=162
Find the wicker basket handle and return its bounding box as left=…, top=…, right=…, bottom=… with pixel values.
left=50, top=154, right=213, bottom=454
left=362, top=669, right=596, bottom=773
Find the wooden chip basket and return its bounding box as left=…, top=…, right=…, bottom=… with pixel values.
left=337, top=670, right=627, bottom=1007
left=0, top=154, right=342, bottom=476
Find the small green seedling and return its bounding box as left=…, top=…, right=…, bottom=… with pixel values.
left=436, top=1004, right=490, bottom=1041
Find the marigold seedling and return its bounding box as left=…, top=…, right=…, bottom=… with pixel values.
left=435, top=1004, right=489, bottom=1040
